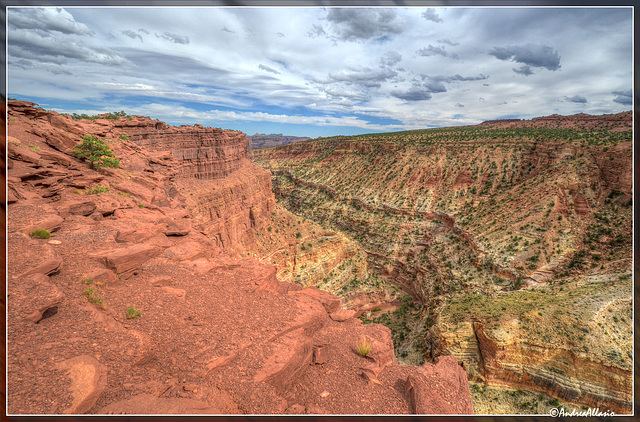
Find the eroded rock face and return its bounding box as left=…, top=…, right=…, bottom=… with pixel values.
left=7, top=101, right=474, bottom=415
left=128, top=127, right=248, bottom=179
left=253, top=111, right=633, bottom=413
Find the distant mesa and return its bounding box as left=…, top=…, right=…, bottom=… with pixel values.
left=249, top=133, right=311, bottom=150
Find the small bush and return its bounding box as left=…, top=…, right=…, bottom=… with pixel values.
left=119, top=133, right=130, bottom=140
left=85, top=185, right=110, bottom=195
left=117, top=191, right=131, bottom=198
left=138, top=203, right=145, bottom=208
left=82, top=278, right=93, bottom=284
left=29, top=229, right=51, bottom=239
left=126, top=305, right=141, bottom=319
left=83, top=287, right=104, bottom=308
left=356, top=335, right=372, bottom=357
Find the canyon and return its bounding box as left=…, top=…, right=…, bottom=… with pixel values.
left=5, top=101, right=473, bottom=415
left=252, top=112, right=633, bottom=414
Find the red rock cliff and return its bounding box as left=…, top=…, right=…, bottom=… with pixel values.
left=127, top=126, right=248, bottom=179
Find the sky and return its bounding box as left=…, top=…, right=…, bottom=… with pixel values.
left=5, top=6, right=634, bottom=137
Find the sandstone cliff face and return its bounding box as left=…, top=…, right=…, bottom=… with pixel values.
left=128, top=127, right=248, bottom=179
left=7, top=101, right=474, bottom=415
left=253, top=112, right=633, bottom=414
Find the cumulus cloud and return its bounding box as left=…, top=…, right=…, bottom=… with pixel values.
left=8, top=7, right=93, bottom=36
left=308, top=24, right=326, bottom=38
left=155, top=31, right=190, bottom=44
left=564, top=95, right=587, bottom=103
left=380, top=51, right=402, bottom=67
left=437, top=38, right=458, bottom=46
left=138, top=28, right=150, bottom=34
left=315, top=67, right=398, bottom=89
left=259, top=64, right=280, bottom=75
left=513, top=65, right=534, bottom=76
left=391, top=86, right=432, bottom=101
left=9, top=29, right=125, bottom=66
left=417, top=44, right=457, bottom=59
left=122, top=29, right=143, bottom=42
left=392, top=73, right=488, bottom=102
left=489, top=43, right=561, bottom=74
left=422, top=8, right=443, bottom=23
left=324, top=8, right=406, bottom=42
left=612, top=89, right=632, bottom=105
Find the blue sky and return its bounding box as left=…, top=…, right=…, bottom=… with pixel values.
left=6, top=6, right=633, bottom=137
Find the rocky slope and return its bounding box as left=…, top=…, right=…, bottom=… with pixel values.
left=252, top=112, right=633, bottom=414
left=5, top=101, right=474, bottom=415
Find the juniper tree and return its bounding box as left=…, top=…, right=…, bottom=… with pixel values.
left=71, top=135, right=120, bottom=169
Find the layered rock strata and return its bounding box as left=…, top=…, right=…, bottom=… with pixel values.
left=252, top=111, right=633, bottom=414
left=6, top=101, right=474, bottom=415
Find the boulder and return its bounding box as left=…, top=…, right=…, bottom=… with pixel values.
left=67, top=201, right=97, bottom=216
left=12, top=273, right=64, bottom=323
left=92, top=243, right=162, bottom=279
left=405, top=355, right=473, bottom=415
left=19, top=256, right=63, bottom=277
left=328, top=308, right=356, bottom=322
left=23, top=215, right=64, bottom=234
left=56, top=355, right=108, bottom=414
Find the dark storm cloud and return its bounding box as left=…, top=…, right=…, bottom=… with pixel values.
left=138, top=28, right=150, bottom=34
left=155, top=31, right=190, bottom=44
left=222, top=27, right=234, bottom=34
left=122, top=29, right=143, bottom=42
left=380, top=51, right=401, bottom=67
left=259, top=64, right=280, bottom=75
left=8, top=7, right=93, bottom=36
left=612, top=89, right=632, bottom=105
left=455, top=103, right=464, bottom=108
left=489, top=43, right=561, bottom=73
left=422, top=8, right=443, bottom=23
left=324, top=8, right=406, bottom=42
left=564, top=95, right=587, bottom=103
left=9, top=29, right=125, bottom=65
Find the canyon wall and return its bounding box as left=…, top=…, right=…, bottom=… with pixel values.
left=6, top=101, right=475, bottom=415
left=128, top=126, right=248, bottom=179
left=252, top=112, right=633, bottom=414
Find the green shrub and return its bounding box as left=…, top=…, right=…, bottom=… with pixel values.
left=126, top=305, right=141, bottom=319
left=138, top=203, right=145, bottom=208
left=29, top=229, right=51, bottom=239
left=83, top=287, right=104, bottom=308
left=71, top=135, right=120, bottom=168
left=119, top=133, right=130, bottom=140
left=85, top=185, right=110, bottom=195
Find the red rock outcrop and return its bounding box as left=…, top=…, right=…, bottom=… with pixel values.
left=6, top=101, right=474, bottom=415
left=127, top=126, right=248, bottom=179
